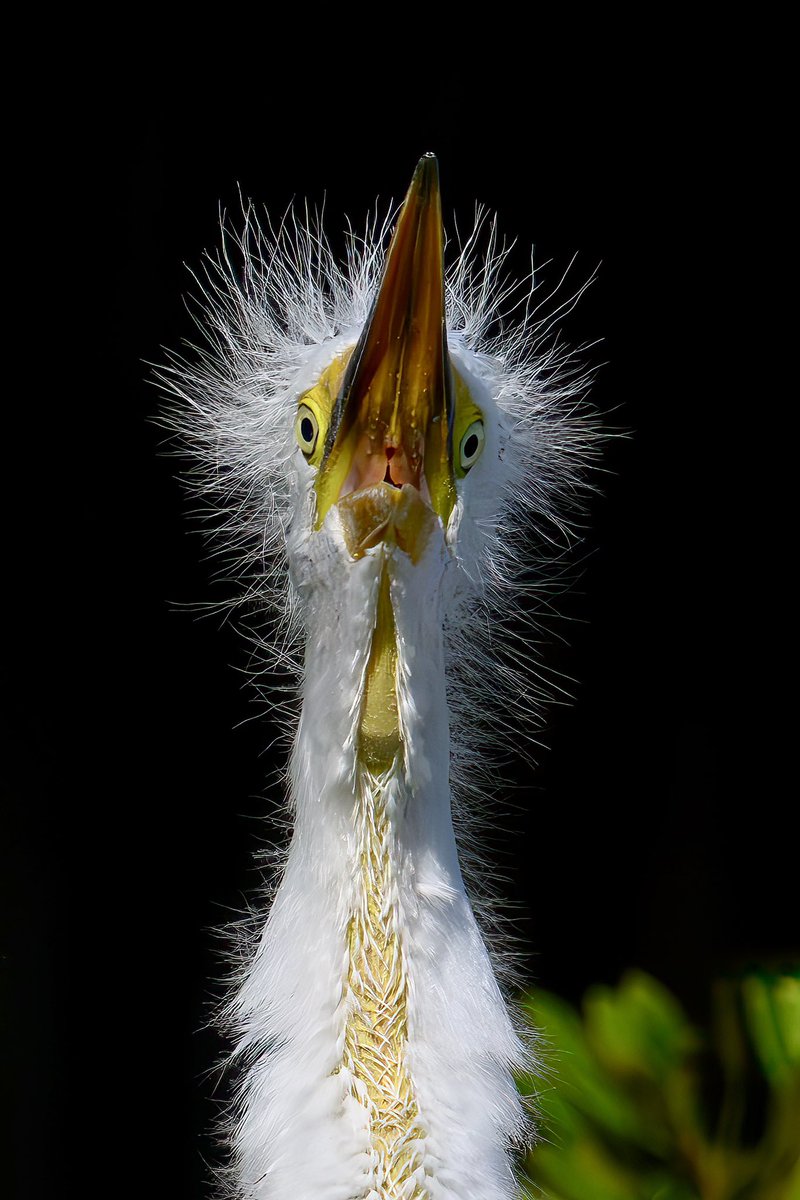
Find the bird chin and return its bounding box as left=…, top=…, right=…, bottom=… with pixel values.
left=337, top=482, right=437, bottom=563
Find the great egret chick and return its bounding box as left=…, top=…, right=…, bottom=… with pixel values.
left=162, top=153, right=597, bottom=1200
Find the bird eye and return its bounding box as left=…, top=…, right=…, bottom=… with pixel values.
left=295, top=405, right=319, bottom=456
left=459, top=420, right=485, bottom=471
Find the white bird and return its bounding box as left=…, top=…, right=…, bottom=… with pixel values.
left=162, top=154, right=597, bottom=1200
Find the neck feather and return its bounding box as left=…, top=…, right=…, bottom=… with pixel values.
left=231, top=543, right=528, bottom=1200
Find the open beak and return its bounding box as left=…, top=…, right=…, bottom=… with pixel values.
left=315, top=153, right=456, bottom=550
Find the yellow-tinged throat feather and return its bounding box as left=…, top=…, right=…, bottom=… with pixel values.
left=336, top=567, right=429, bottom=1196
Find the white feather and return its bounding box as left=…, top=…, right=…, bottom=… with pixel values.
left=159, top=194, right=600, bottom=1198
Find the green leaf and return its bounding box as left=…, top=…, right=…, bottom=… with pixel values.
left=520, top=970, right=800, bottom=1200
left=742, top=973, right=794, bottom=1084
left=523, top=989, right=672, bottom=1153
left=583, top=971, right=697, bottom=1084
left=771, top=972, right=800, bottom=1069
left=533, top=1136, right=645, bottom=1200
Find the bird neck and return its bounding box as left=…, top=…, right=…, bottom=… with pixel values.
left=293, top=546, right=454, bottom=1193
left=344, top=563, right=439, bottom=1191
left=293, top=540, right=454, bottom=839
left=236, top=539, right=527, bottom=1198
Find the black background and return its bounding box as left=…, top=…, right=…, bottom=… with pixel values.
left=6, top=53, right=787, bottom=1199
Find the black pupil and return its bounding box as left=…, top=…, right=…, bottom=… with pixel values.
left=300, top=416, right=315, bottom=446
left=463, top=432, right=479, bottom=460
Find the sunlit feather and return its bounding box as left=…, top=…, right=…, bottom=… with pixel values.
left=159, top=157, right=600, bottom=1200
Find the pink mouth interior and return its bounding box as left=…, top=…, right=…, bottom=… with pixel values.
left=339, top=431, right=433, bottom=508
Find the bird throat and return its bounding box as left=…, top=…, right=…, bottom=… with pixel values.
left=338, top=566, right=429, bottom=1196
left=358, top=569, right=402, bottom=773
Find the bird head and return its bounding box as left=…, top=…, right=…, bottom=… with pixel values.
left=292, top=154, right=488, bottom=578
left=160, top=154, right=597, bottom=753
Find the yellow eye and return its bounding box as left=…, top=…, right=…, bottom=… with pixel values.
left=296, top=405, right=319, bottom=457
left=459, top=419, right=485, bottom=471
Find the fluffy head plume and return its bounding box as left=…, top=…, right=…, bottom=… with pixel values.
left=157, top=197, right=601, bottom=751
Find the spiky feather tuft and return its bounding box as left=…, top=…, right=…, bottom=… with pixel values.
left=158, top=198, right=600, bottom=740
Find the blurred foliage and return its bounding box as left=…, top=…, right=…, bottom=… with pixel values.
left=518, top=969, right=800, bottom=1200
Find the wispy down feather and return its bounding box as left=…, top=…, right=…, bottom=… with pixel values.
left=158, top=186, right=601, bottom=1200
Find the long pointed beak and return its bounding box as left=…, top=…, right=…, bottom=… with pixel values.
left=315, top=153, right=456, bottom=529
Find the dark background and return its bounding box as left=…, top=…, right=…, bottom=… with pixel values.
left=7, top=60, right=785, bottom=1198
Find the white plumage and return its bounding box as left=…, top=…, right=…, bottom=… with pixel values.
left=161, top=156, right=598, bottom=1199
